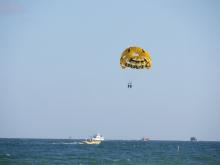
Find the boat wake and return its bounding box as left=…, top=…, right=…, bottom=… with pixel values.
left=52, top=142, right=82, bottom=145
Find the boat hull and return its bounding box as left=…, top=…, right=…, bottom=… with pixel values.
left=81, top=140, right=101, bottom=144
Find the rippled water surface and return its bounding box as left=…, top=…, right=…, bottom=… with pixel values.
left=0, top=138, right=220, bottom=165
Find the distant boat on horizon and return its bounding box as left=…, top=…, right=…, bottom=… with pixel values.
left=190, top=137, right=197, bottom=142
left=142, top=137, right=150, bottom=141
left=81, top=133, right=104, bottom=145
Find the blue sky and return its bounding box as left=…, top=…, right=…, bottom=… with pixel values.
left=1, top=0, right=220, bottom=140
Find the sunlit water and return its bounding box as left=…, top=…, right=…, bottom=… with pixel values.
left=0, top=138, right=220, bottom=165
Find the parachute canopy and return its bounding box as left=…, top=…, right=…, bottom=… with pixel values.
left=120, top=46, right=152, bottom=69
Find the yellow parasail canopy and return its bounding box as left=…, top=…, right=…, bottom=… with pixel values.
left=120, top=46, right=152, bottom=69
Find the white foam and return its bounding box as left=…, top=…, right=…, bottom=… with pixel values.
left=6, top=153, right=10, bottom=156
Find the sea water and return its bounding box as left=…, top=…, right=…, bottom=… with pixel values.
left=0, top=138, right=220, bottom=165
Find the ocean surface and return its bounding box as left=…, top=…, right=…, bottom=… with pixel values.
left=0, top=138, right=220, bottom=165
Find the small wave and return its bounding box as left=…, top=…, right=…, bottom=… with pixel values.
left=6, top=153, right=10, bottom=157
